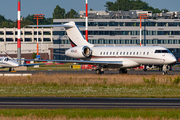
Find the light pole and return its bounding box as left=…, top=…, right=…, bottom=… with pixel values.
left=139, top=14, right=148, bottom=46
left=33, top=14, right=44, bottom=58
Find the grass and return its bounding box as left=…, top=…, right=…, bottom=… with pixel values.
left=27, top=67, right=80, bottom=71
left=0, top=109, right=180, bottom=119
left=27, top=63, right=80, bottom=71
left=0, top=74, right=180, bottom=97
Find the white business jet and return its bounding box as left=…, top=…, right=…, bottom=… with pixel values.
left=0, top=56, right=19, bottom=72
left=0, top=52, right=44, bottom=72
left=28, top=21, right=177, bottom=75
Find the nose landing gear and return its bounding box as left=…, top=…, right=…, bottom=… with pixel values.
left=9, top=68, right=16, bottom=72
left=162, top=65, right=170, bottom=75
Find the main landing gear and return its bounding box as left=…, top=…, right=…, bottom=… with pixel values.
left=96, top=68, right=104, bottom=75
left=119, top=68, right=127, bottom=74
left=9, top=68, right=16, bottom=72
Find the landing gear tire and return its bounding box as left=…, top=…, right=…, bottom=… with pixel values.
left=119, top=68, right=127, bottom=74
left=163, top=71, right=168, bottom=75
left=96, top=69, right=100, bottom=74
left=9, top=68, right=15, bottom=72
left=143, top=69, right=147, bottom=72
left=9, top=68, right=12, bottom=72
left=96, top=69, right=104, bottom=75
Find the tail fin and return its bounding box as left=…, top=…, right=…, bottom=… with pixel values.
left=28, top=21, right=93, bottom=48
left=63, top=21, right=93, bottom=47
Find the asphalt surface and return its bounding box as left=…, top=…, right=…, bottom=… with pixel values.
left=0, top=97, right=180, bottom=109
left=1, top=67, right=180, bottom=75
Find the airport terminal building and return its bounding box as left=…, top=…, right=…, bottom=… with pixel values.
left=0, top=27, right=53, bottom=59
left=1, top=10, right=180, bottom=60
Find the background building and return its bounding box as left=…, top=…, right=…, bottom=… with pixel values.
left=53, top=10, right=180, bottom=60
left=0, top=10, right=180, bottom=60
left=0, top=27, right=53, bottom=59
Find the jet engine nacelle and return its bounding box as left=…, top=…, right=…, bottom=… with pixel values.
left=65, top=46, right=92, bottom=58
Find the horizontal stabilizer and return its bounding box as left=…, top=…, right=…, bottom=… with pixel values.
left=27, top=24, right=74, bottom=28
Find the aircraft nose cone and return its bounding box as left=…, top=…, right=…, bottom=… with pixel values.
left=170, top=55, right=177, bottom=63
left=172, top=57, right=177, bottom=63
left=13, top=61, right=19, bottom=67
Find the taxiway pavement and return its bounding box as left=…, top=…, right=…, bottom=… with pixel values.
left=0, top=67, right=180, bottom=75
left=0, top=97, right=180, bottom=109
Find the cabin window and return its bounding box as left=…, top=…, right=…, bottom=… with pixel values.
left=113, top=52, right=115, bottom=55
left=143, top=52, right=145, bottom=55
left=120, top=52, right=122, bottom=55
left=133, top=52, right=135, bottom=55
left=116, top=52, right=118, bottom=55
left=123, top=52, right=125, bottom=55
left=137, top=52, right=138, bottom=55
left=127, top=52, right=129, bottom=55
left=103, top=52, right=105, bottom=55
left=130, top=52, right=132, bottom=55
left=147, top=52, right=149, bottom=55
left=100, top=52, right=102, bottom=55
left=110, top=52, right=112, bottom=55
left=106, top=52, right=108, bottom=55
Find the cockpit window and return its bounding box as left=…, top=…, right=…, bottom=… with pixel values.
left=161, top=50, right=169, bottom=53
left=4, top=58, right=8, bottom=61
left=155, top=50, right=161, bottom=53
left=155, top=50, right=170, bottom=53
left=4, top=58, right=11, bottom=61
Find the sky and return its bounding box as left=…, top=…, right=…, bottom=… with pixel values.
left=0, top=0, right=180, bottom=20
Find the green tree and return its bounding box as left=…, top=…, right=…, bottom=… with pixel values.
left=23, top=14, right=52, bottom=27
left=32, top=52, right=37, bottom=59
left=46, top=18, right=53, bottom=24
left=105, top=2, right=116, bottom=11
left=53, top=5, right=65, bottom=19
left=0, top=15, right=6, bottom=23
left=24, top=14, right=36, bottom=24
left=152, top=8, right=161, bottom=13
left=66, top=9, right=78, bottom=18
left=161, top=8, right=169, bottom=13
left=105, top=0, right=169, bottom=13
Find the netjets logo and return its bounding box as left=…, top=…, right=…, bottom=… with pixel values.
left=71, top=50, right=77, bottom=53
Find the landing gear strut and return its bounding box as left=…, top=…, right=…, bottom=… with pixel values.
left=162, top=65, right=169, bottom=75
left=9, top=68, right=12, bottom=72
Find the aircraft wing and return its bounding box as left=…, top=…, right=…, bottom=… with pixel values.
left=19, top=63, right=45, bottom=66
left=17, top=59, right=123, bottom=66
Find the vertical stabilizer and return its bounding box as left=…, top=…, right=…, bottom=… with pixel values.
left=64, top=21, right=93, bottom=47
left=28, top=21, right=93, bottom=47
